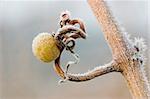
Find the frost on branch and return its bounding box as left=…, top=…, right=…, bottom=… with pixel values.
left=106, top=2, right=147, bottom=67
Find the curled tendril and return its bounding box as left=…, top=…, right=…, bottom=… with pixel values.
left=53, top=11, right=87, bottom=83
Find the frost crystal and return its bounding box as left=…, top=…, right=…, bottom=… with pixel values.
left=132, top=37, right=147, bottom=66
left=106, top=1, right=147, bottom=66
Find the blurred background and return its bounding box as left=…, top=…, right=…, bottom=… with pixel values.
left=0, top=0, right=149, bottom=99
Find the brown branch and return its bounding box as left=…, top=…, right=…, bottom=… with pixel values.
left=54, top=51, right=120, bottom=82
left=88, top=0, right=129, bottom=59
left=67, top=60, right=119, bottom=82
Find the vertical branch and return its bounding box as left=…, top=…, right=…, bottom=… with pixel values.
left=87, top=0, right=128, bottom=58
left=122, top=61, right=150, bottom=98
left=87, top=0, right=150, bottom=98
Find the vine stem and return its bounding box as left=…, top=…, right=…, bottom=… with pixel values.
left=53, top=0, right=150, bottom=98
